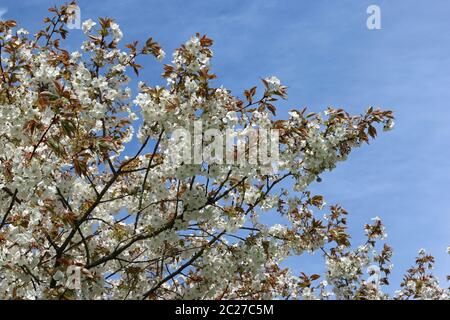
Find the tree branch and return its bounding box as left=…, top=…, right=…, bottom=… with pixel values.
left=142, top=230, right=226, bottom=299
left=0, top=188, right=18, bottom=230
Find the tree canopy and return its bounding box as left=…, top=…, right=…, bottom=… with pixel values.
left=0, top=3, right=447, bottom=300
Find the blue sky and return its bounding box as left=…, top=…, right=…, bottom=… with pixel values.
left=2, top=0, right=449, bottom=292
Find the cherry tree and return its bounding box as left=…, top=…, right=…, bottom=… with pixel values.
left=0, top=3, right=447, bottom=300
